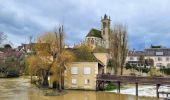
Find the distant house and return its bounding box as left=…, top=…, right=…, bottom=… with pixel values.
left=17, top=43, right=36, bottom=54
left=63, top=48, right=105, bottom=90
left=126, top=50, right=146, bottom=67
left=0, top=45, right=24, bottom=77
left=145, top=45, right=170, bottom=68
left=127, top=45, right=170, bottom=69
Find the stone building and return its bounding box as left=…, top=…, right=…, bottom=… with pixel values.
left=85, top=14, right=110, bottom=49
left=127, top=45, right=170, bottom=69
left=48, top=48, right=107, bottom=90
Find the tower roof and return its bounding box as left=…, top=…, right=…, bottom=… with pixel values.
left=86, top=28, right=102, bottom=38
left=104, top=14, right=108, bottom=19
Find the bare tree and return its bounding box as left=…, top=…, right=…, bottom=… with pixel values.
left=109, top=24, right=128, bottom=75
left=28, top=35, right=33, bottom=44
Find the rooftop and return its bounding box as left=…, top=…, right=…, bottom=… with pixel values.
left=67, top=48, right=104, bottom=66
left=86, top=28, right=102, bottom=38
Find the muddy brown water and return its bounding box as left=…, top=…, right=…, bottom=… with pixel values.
left=0, top=77, right=160, bottom=100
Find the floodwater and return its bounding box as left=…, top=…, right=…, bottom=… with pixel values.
left=0, top=77, right=161, bottom=100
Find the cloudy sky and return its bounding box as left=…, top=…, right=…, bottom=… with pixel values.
left=0, top=0, right=170, bottom=50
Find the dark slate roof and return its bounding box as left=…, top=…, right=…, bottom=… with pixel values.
left=145, top=48, right=170, bottom=56
left=128, top=51, right=145, bottom=56
left=86, top=28, right=102, bottom=38
left=129, top=48, right=170, bottom=56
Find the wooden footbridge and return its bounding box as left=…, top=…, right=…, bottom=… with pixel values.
left=96, top=74, right=170, bottom=98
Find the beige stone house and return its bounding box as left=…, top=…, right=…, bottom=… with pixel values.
left=64, top=48, right=106, bottom=90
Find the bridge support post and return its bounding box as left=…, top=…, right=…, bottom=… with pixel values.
left=156, top=84, right=160, bottom=98
left=136, top=83, right=138, bottom=96
left=96, top=81, right=99, bottom=91
left=117, top=82, right=120, bottom=93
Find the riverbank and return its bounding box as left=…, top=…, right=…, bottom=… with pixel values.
left=0, top=72, right=19, bottom=78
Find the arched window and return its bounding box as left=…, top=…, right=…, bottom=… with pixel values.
left=91, top=38, right=94, bottom=44
left=103, top=22, right=107, bottom=28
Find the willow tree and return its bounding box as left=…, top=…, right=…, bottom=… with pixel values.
left=109, top=24, right=128, bottom=75
left=27, top=55, right=42, bottom=83
left=27, top=26, right=75, bottom=90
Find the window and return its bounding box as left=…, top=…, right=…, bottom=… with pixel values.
left=91, top=39, right=94, bottom=44
left=88, top=38, right=91, bottom=43
left=84, top=67, right=91, bottom=74
left=130, top=57, right=134, bottom=60
left=158, top=57, right=162, bottom=61
left=103, top=30, right=105, bottom=35
left=167, top=63, right=170, bottom=68
left=71, top=67, right=78, bottom=74
left=84, top=79, right=90, bottom=85
left=71, top=79, right=77, bottom=84
left=103, top=22, right=106, bottom=28
left=156, top=63, right=162, bottom=67
left=156, top=52, right=163, bottom=56
left=166, top=57, right=169, bottom=61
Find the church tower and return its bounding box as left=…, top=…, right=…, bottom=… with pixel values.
left=101, top=14, right=110, bottom=49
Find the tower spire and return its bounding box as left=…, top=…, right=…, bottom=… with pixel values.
left=104, top=14, right=108, bottom=19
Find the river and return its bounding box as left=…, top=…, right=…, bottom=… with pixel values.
left=0, top=77, right=162, bottom=100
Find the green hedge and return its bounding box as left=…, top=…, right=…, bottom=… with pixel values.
left=160, top=67, right=170, bottom=75
left=125, top=63, right=150, bottom=73
left=104, top=84, right=117, bottom=91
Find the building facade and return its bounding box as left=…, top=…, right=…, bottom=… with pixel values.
left=48, top=48, right=106, bottom=90
left=127, top=46, right=170, bottom=69
left=85, top=14, right=110, bottom=49
left=64, top=62, right=104, bottom=90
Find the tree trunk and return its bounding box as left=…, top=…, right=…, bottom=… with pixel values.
left=114, top=68, right=118, bottom=75
left=58, top=68, right=62, bottom=91
left=31, top=74, right=33, bottom=83
left=42, top=70, right=49, bottom=87
left=120, top=66, right=123, bottom=75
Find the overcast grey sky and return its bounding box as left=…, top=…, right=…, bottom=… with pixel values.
left=0, top=0, right=170, bottom=50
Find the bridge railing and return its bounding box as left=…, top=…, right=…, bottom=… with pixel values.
left=97, top=74, right=170, bottom=84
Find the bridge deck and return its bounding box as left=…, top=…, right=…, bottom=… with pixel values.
left=97, top=74, right=170, bottom=85
left=96, top=74, right=170, bottom=98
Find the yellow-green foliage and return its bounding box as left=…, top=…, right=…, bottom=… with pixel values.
left=27, top=31, right=75, bottom=86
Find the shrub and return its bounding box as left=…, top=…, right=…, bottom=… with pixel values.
left=104, top=84, right=117, bottom=91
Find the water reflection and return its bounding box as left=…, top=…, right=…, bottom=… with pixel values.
left=0, top=77, right=160, bottom=100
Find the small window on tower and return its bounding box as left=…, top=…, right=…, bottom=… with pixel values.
left=103, top=30, right=105, bottom=35
left=103, top=22, right=106, bottom=28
